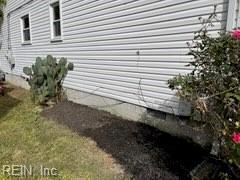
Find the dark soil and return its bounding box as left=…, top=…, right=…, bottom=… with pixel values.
left=41, top=100, right=207, bottom=180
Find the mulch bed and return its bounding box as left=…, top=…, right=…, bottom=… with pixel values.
left=41, top=100, right=207, bottom=180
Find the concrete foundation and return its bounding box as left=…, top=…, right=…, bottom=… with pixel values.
left=6, top=73, right=212, bottom=147
left=5, top=73, right=30, bottom=90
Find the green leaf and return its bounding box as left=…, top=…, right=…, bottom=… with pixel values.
left=59, top=58, right=67, bottom=66
left=23, top=67, right=32, bottom=76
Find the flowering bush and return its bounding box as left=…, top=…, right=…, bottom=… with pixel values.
left=232, top=132, right=240, bottom=144
left=168, top=14, right=240, bottom=176
left=232, top=30, right=240, bottom=40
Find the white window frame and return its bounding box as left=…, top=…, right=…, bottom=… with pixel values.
left=20, top=13, right=32, bottom=45
left=49, top=0, right=63, bottom=42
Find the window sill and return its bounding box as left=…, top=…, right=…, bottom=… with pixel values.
left=21, top=41, right=32, bottom=46
left=50, top=38, right=63, bottom=43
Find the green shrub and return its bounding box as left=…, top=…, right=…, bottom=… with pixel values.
left=23, top=55, right=74, bottom=105
left=168, top=14, right=240, bottom=175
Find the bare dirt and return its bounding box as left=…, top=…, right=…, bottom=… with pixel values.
left=41, top=100, right=207, bottom=180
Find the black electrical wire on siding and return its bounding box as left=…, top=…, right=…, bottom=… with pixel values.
left=6, top=0, right=35, bottom=69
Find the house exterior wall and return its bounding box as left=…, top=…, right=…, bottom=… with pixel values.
left=0, top=0, right=229, bottom=116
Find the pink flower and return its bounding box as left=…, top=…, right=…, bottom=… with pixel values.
left=232, top=132, right=240, bottom=144
left=232, top=30, right=240, bottom=40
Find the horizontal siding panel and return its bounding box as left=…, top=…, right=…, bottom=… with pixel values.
left=10, top=41, right=194, bottom=50
left=2, top=49, right=191, bottom=56
left=14, top=55, right=193, bottom=62
left=73, top=65, right=190, bottom=75
left=63, top=0, right=163, bottom=19
left=67, top=72, right=170, bottom=88
left=63, top=80, right=180, bottom=106
left=65, top=77, right=177, bottom=101
left=63, top=25, right=224, bottom=42
left=63, top=14, right=225, bottom=38
left=72, top=61, right=191, bottom=69
left=70, top=68, right=182, bottom=81
left=64, top=3, right=226, bottom=30
left=63, top=0, right=225, bottom=26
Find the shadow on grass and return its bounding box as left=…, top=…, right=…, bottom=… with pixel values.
left=0, top=86, right=21, bottom=119
left=42, top=101, right=207, bottom=180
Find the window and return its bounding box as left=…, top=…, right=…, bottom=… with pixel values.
left=21, top=14, right=31, bottom=43
left=50, top=1, right=62, bottom=41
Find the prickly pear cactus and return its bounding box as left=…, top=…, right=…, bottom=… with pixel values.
left=23, top=55, right=74, bottom=105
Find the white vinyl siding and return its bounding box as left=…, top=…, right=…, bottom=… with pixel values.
left=0, top=0, right=229, bottom=115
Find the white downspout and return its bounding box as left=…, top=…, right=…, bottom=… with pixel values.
left=226, top=0, right=240, bottom=31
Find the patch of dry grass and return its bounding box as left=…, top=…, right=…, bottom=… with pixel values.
left=0, top=85, right=124, bottom=179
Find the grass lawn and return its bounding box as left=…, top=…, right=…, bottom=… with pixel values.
left=0, top=85, right=124, bottom=179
